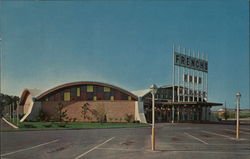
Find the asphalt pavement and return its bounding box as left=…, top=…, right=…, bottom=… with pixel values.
left=1, top=123, right=250, bottom=159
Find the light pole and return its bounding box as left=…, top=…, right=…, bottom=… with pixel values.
left=150, top=84, right=158, bottom=151
left=236, top=92, right=241, bottom=139
left=16, top=101, right=19, bottom=125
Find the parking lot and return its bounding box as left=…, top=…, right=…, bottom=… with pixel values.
left=1, top=123, right=250, bottom=159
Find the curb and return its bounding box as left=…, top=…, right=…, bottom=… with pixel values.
left=2, top=117, right=19, bottom=129
left=1, top=125, right=151, bottom=132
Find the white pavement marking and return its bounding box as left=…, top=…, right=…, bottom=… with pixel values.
left=0, top=139, right=59, bottom=157
left=184, top=132, right=208, bottom=145
left=240, top=128, right=250, bottom=131
left=74, top=137, right=115, bottom=159
left=96, top=147, right=142, bottom=152
left=202, top=130, right=236, bottom=140
left=94, top=147, right=250, bottom=155
left=224, top=129, right=250, bottom=135
left=167, top=151, right=250, bottom=155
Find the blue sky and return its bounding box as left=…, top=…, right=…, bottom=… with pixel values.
left=0, top=0, right=249, bottom=109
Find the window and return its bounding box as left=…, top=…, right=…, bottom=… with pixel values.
left=121, top=94, right=128, bottom=100
left=49, top=95, right=54, bottom=101
left=87, top=85, right=93, bottom=92
left=110, top=96, right=114, bottom=101
left=128, top=96, right=131, bottom=101
left=93, top=96, right=97, bottom=101
left=77, top=88, right=80, bottom=96
left=104, top=87, right=110, bottom=92
left=71, top=88, right=76, bottom=96
left=64, top=92, right=70, bottom=101
left=115, top=91, right=121, bottom=100
left=80, top=86, right=86, bottom=92
left=104, top=93, right=110, bottom=100
left=97, top=86, right=104, bottom=92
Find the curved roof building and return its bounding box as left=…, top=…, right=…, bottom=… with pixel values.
left=19, top=81, right=146, bottom=123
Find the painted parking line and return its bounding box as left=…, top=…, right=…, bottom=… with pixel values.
left=74, top=137, right=115, bottom=159
left=202, top=130, right=234, bottom=139
left=0, top=139, right=59, bottom=157
left=201, top=130, right=247, bottom=140
left=240, top=128, right=250, bottom=131
left=184, top=132, right=208, bottom=144
left=96, top=147, right=143, bottom=152
left=96, top=147, right=250, bottom=155
left=224, top=129, right=250, bottom=135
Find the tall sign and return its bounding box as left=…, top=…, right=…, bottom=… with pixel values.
left=172, top=45, right=208, bottom=103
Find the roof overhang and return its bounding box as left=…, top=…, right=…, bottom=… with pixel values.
left=159, top=101, right=222, bottom=106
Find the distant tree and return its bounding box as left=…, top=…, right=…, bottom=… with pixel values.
left=222, top=110, right=230, bottom=120
left=0, top=93, right=19, bottom=118
left=53, top=102, right=68, bottom=122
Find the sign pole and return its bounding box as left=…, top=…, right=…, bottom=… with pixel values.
left=236, top=93, right=241, bottom=139
left=172, top=44, right=175, bottom=123
left=188, top=49, right=191, bottom=102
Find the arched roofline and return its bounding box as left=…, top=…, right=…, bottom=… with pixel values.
left=19, top=89, right=31, bottom=105
left=36, top=81, right=138, bottom=100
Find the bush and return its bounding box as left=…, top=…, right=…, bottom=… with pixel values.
left=133, top=120, right=140, bottom=123
left=57, top=122, right=67, bottom=128
left=23, top=124, right=37, bottom=128
left=43, top=123, right=52, bottom=128
left=124, top=114, right=134, bottom=123
left=37, top=111, right=46, bottom=121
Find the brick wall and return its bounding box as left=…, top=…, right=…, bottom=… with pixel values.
left=41, top=101, right=135, bottom=122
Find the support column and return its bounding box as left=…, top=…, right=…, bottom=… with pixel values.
left=201, top=106, right=205, bottom=121
left=181, top=107, right=186, bottom=120
left=192, top=107, right=195, bottom=120
left=197, top=108, right=200, bottom=121
left=177, top=106, right=180, bottom=122
left=207, top=106, right=211, bottom=121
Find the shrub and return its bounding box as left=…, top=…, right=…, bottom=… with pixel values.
left=109, top=118, right=113, bottom=122
left=119, top=118, right=122, bottom=122
left=23, top=124, right=36, bottom=128
left=43, top=123, right=52, bottom=128
left=133, top=120, right=140, bottom=123
left=124, top=114, right=134, bottom=123
left=37, top=111, right=46, bottom=121
left=57, top=122, right=67, bottom=128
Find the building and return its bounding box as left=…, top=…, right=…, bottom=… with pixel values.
left=133, top=85, right=222, bottom=123
left=18, top=81, right=146, bottom=123
left=18, top=81, right=221, bottom=123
